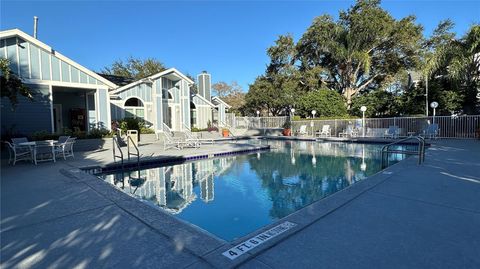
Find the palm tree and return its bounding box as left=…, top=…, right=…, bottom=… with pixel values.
left=424, top=24, right=480, bottom=114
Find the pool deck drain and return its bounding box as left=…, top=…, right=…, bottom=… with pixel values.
left=1, top=139, right=479, bottom=268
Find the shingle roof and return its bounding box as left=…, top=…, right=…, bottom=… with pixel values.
left=97, top=73, right=135, bottom=87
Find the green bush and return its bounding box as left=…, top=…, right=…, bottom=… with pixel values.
left=118, top=118, right=155, bottom=134
left=31, top=130, right=58, bottom=141
left=87, top=128, right=112, bottom=139
left=297, top=90, right=348, bottom=117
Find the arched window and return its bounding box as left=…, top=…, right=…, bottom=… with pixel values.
left=125, top=97, right=143, bottom=107
left=124, top=97, right=145, bottom=119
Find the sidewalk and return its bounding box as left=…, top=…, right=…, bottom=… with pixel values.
left=1, top=140, right=479, bottom=268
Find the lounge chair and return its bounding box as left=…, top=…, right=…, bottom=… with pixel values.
left=423, top=123, right=439, bottom=139
left=161, top=131, right=193, bottom=150
left=316, top=125, right=331, bottom=137
left=297, top=125, right=308, bottom=136
left=5, top=141, right=32, bottom=165
left=183, top=130, right=202, bottom=148
left=339, top=125, right=358, bottom=138
left=384, top=126, right=400, bottom=139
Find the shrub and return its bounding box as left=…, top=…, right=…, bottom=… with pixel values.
left=31, top=130, right=58, bottom=141
left=87, top=128, right=112, bottom=139
left=297, top=89, right=347, bottom=117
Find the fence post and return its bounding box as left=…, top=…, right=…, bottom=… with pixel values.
left=335, top=119, right=337, bottom=137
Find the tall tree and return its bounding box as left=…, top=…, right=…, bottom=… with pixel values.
left=424, top=22, right=480, bottom=114
left=212, top=81, right=242, bottom=98
left=296, top=0, right=423, bottom=108
left=212, top=81, right=245, bottom=113
left=245, top=76, right=295, bottom=116
left=0, top=58, right=33, bottom=109
left=102, top=56, right=166, bottom=79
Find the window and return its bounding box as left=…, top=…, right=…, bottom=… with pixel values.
left=124, top=97, right=145, bottom=119
left=125, top=97, right=143, bottom=107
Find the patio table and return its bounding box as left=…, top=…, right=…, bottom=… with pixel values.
left=19, top=140, right=58, bottom=164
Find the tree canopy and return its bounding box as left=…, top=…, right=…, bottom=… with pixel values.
left=101, top=56, right=166, bottom=79
left=297, top=89, right=347, bottom=117
left=0, top=58, right=33, bottom=109
left=244, top=0, right=479, bottom=117
left=296, top=0, right=423, bottom=108
left=212, top=81, right=246, bottom=114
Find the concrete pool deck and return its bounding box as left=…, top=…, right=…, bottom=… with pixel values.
left=1, top=139, right=479, bottom=268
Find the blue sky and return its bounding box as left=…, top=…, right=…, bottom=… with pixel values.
left=1, top=1, right=479, bottom=91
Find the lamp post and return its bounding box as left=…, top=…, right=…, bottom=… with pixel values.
left=430, top=101, right=438, bottom=125
left=256, top=110, right=260, bottom=117
left=360, top=106, right=367, bottom=137
left=290, top=108, right=295, bottom=118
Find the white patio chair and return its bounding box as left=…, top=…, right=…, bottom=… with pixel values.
left=5, top=141, right=32, bottom=165
left=297, top=125, right=308, bottom=136
left=339, top=125, right=358, bottom=138
left=423, top=124, right=439, bottom=139
left=57, top=136, right=70, bottom=144
left=11, top=137, right=28, bottom=145
left=55, top=137, right=76, bottom=160
left=316, top=125, right=331, bottom=137
left=384, top=126, right=400, bottom=139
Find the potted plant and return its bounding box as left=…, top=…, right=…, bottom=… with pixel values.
left=222, top=128, right=230, bottom=137
left=282, top=120, right=292, bottom=136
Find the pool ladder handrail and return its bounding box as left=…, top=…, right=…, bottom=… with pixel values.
left=113, top=135, right=124, bottom=167
left=381, top=135, right=425, bottom=168
left=113, top=135, right=140, bottom=168
left=127, top=135, right=140, bottom=165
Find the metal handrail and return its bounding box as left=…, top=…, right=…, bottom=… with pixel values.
left=127, top=135, right=140, bottom=165
left=381, top=135, right=425, bottom=168
left=112, top=136, right=124, bottom=167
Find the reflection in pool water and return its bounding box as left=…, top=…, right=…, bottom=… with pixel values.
left=100, top=140, right=409, bottom=241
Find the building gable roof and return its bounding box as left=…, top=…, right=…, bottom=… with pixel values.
left=0, top=28, right=117, bottom=89
left=192, top=94, right=215, bottom=107
left=110, top=68, right=194, bottom=95
left=211, top=96, right=231, bottom=109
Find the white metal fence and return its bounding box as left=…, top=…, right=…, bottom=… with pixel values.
left=225, top=114, right=288, bottom=129
left=226, top=114, right=480, bottom=139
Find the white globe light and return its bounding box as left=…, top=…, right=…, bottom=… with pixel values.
left=430, top=102, right=439, bottom=108
left=256, top=110, right=260, bottom=115
left=291, top=108, right=296, bottom=113
left=312, top=110, right=317, bottom=115
left=360, top=106, right=367, bottom=112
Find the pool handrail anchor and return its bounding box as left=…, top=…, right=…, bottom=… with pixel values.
left=381, top=135, right=425, bottom=168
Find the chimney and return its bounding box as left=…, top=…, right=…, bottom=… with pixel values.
left=33, top=16, right=38, bottom=38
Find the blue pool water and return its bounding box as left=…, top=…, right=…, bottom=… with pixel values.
left=99, top=140, right=410, bottom=241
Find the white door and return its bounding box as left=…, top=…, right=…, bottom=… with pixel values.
left=52, top=104, right=63, bottom=134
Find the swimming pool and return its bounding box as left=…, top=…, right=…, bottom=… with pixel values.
left=98, top=140, right=411, bottom=241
